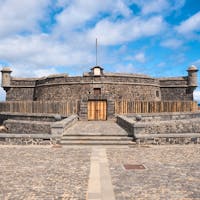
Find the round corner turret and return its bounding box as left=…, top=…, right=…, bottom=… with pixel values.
left=1, top=66, right=12, bottom=88
left=187, top=65, right=198, bottom=72
left=187, top=65, right=198, bottom=88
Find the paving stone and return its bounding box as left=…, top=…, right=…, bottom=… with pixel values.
left=0, top=144, right=200, bottom=200
left=107, top=145, right=200, bottom=200
left=0, top=146, right=91, bottom=200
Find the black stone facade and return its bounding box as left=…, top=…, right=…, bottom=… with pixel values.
left=4, top=72, right=194, bottom=102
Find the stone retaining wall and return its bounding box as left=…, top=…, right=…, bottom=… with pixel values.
left=125, top=111, right=200, bottom=122
left=0, top=134, right=58, bottom=145
left=117, top=113, right=200, bottom=145
left=134, top=118, right=200, bottom=135
left=51, top=114, right=78, bottom=135
left=0, top=112, right=64, bottom=125
left=135, top=136, right=200, bottom=145
left=0, top=114, right=78, bottom=145
left=4, top=119, right=52, bottom=134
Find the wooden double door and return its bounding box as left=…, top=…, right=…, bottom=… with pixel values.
left=88, top=100, right=107, bottom=120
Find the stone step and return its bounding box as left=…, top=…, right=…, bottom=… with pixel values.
left=60, top=140, right=135, bottom=145
left=62, top=136, right=132, bottom=141
left=63, top=132, right=128, bottom=136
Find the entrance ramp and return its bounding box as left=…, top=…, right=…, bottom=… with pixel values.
left=60, top=121, right=135, bottom=145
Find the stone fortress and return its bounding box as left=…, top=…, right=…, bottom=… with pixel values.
left=1, top=65, right=198, bottom=119
left=1, top=65, right=198, bottom=102
left=0, top=65, right=200, bottom=145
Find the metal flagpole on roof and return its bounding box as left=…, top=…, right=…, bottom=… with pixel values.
left=96, top=38, right=98, bottom=66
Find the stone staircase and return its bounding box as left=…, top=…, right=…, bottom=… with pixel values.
left=60, top=121, right=135, bottom=145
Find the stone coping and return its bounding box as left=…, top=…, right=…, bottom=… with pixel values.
left=34, top=81, right=160, bottom=88
left=51, top=114, right=78, bottom=135
left=0, top=112, right=66, bottom=118
left=0, top=112, right=66, bottom=124
left=159, top=76, right=187, bottom=80
left=135, top=133, right=200, bottom=139
left=124, top=111, right=200, bottom=122
left=134, top=117, right=200, bottom=127
left=0, top=133, right=58, bottom=139
left=5, top=119, right=52, bottom=125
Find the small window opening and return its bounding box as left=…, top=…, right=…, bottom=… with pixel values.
left=156, top=90, right=159, bottom=97
left=94, top=88, right=101, bottom=95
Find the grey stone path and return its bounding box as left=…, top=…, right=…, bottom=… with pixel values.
left=64, top=121, right=128, bottom=136
left=87, top=147, right=115, bottom=200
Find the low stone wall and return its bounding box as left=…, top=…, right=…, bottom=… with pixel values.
left=3, top=115, right=78, bottom=135
left=0, top=112, right=66, bottom=125
left=0, top=133, right=58, bottom=145
left=116, top=115, right=134, bottom=136
left=134, top=118, right=200, bottom=135
left=51, top=114, right=78, bottom=136
left=0, top=114, right=78, bottom=145
left=135, top=134, right=200, bottom=145
left=125, top=111, right=200, bottom=121
left=117, top=113, right=200, bottom=145
left=4, top=119, right=52, bottom=134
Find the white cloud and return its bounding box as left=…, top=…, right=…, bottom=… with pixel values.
left=194, top=90, right=200, bottom=103
left=34, top=68, right=59, bottom=77
left=133, top=52, right=146, bottom=63
left=161, top=39, right=183, bottom=49
left=176, top=11, right=200, bottom=35
left=0, top=88, right=6, bottom=101
left=157, top=62, right=166, bottom=67
left=140, top=0, right=170, bottom=15
left=172, top=0, right=185, bottom=10
left=54, top=0, right=132, bottom=35
left=0, top=0, right=194, bottom=89
left=115, top=63, right=135, bottom=73
left=0, top=0, right=50, bottom=38
left=0, top=34, right=95, bottom=74
left=87, top=16, right=165, bottom=45
left=131, top=0, right=185, bottom=15
left=0, top=75, right=6, bottom=101
left=193, top=59, right=200, bottom=66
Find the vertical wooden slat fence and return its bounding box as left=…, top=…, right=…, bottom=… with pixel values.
left=115, top=101, right=198, bottom=114
left=0, top=101, right=80, bottom=116
left=0, top=100, right=198, bottom=116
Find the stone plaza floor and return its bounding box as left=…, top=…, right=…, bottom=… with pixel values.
left=0, top=145, right=199, bottom=200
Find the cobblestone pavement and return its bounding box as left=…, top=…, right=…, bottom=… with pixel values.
left=107, top=145, right=200, bottom=200
left=0, top=146, right=91, bottom=200
left=0, top=145, right=200, bottom=200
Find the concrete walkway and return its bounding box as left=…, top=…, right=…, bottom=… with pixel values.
left=87, top=147, right=115, bottom=200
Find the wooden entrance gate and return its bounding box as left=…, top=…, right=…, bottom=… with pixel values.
left=88, top=100, right=107, bottom=120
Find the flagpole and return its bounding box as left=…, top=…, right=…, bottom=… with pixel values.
left=96, top=38, right=98, bottom=66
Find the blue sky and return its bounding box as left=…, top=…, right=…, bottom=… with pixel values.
left=0, top=0, right=200, bottom=101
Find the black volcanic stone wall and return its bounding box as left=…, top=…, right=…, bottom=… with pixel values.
left=160, top=87, right=193, bottom=101
left=4, top=74, right=193, bottom=102
left=34, top=84, right=161, bottom=101
left=6, top=87, right=35, bottom=101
